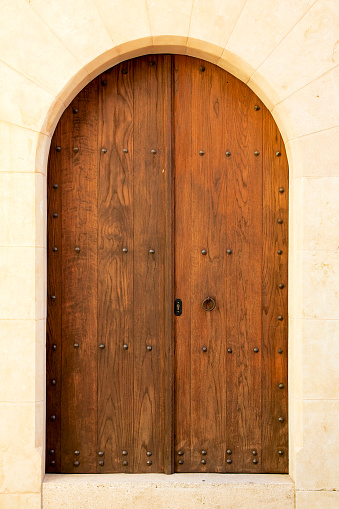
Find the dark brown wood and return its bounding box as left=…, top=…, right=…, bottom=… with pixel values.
left=47, top=55, right=288, bottom=475
left=60, top=83, right=98, bottom=473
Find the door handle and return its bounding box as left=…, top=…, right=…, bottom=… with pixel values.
left=202, top=296, right=216, bottom=311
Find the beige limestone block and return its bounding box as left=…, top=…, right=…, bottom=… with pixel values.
left=0, top=445, right=42, bottom=494
left=288, top=248, right=304, bottom=319
left=35, top=174, right=47, bottom=249
left=0, top=402, right=42, bottom=449
left=147, top=0, right=192, bottom=47
left=296, top=490, right=339, bottom=508
left=0, top=321, right=44, bottom=403
left=0, top=493, right=41, bottom=509
left=288, top=318, right=303, bottom=399
left=286, top=127, right=339, bottom=178
left=218, top=49, right=255, bottom=84
left=189, top=0, right=247, bottom=49
left=295, top=400, right=339, bottom=490
left=43, top=473, right=294, bottom=509
left=272, top=65, right=339, bottom=141
left=301, top=250, right=339, bottom=320
left=0, top=247, right=45, bottom=320
left=186, top=39, right=223, bottom=65
left=250, top=0, right=338, bottom=106
left=227, top=0, right=317, bottom=72
left=301, top=319, right=339, bottom=400
left=296, top=177, right=339, bottom=252
left=0, top=0, right=84, bottom=96
left=93, top=0, right=151, bottom=46
left=0, top=122, right=48, bottom=174
left=0, top=62, right=62, bottom=135
left=26, top=0, right=113, bottom=68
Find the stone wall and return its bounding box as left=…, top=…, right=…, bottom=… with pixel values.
left=0, top=1, right=338, bottom=507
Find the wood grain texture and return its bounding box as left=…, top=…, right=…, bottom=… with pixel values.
left=60, top=82, right=98, bottom=473
left=47, top=55, right=288, bottom=475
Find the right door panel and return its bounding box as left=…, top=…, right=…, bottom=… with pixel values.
left=173, top=55, right=288, bottom=473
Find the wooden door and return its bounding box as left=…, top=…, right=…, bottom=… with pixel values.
left=46, top=55, right=288, bottom=474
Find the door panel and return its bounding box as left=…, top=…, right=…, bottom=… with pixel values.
left=46, top=55, right=288, bottom=474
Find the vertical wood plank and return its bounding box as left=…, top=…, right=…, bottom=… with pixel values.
left=46, top=121, right=63, bottom=472
left=132, top=55, right=172, bottom=472
left=60, top=82, right=98, bottom=473
left=261, top=107, right=289, bottom=473
left=97, top=61, right=135, bottom=473
left=225, top=74, right=263, bottom=472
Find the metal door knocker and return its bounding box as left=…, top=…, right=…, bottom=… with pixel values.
left=202, top=297, right=216, bottom=311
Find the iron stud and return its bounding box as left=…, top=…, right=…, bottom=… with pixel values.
left=253, top=347, right=259, bottom=353
left=122, top=69, right=128, bottom=74
left=74, top=451, right=80, bottom=456
left=99, top=344, right=105, bottom=349
left=150, top=61, right=155, bottom=67
left=123, top=460, right=128, bottom=466
left=254, top=105, right=260, bottom=111
left=52, top=246, right=58, bottom=252
left=50, top=460, right=56, bottom=466
left=52, top=344, right=57, bottom=350
left=74, top=460, right=80, bottom=467
left=178, top=459, right=184, bottom=464
left=279, top=383, right=284, bottom=389
left=200, top=66, right=205, bottom=72
left=227, top=459, right=232, bottom=464
left=98, top=451, right=104, bottom=457
left=49, top=449, right=55, bottom=455
left=73, top=147, right=79, bottom=153
left=201, top=450, right=207, bottom=455
left=53, top=213, right=58, bottom=218
left=227, top=348, right=232, bottom=353
left=278, top=348, right=283, bottom=354
left=147, top=460, right=152, bottom=466
left=279, top=187, right=284, bottom=193
left=199, top=150, right=205, bottom=156
left=178, top=451, right=184, bottom=456
left=278, top=450, right=284, bottom=456
left=277, top=250, right=283, bottom=255
left=278, top=417, right=285, bottom=423
left=227, top=450, right=232, bottom=455
left=277, top=219, right=283, bottom=224
left=51, top=379, right=56, bottom=386
left=253, top=459, right=258, bottom=464
left=202, top=346, right=207, bottom=352
left=201, top=249, right=207, bottom=255
left=279, top=284, right=285, bottom=289
left=225, top=151, right=231, bottom=157
left=146, top=345, right=152, bottom=351
left=122, top=248, right=128, bottom=253
left=276, top=151, right=281, bottom=157
left=201, top=459, right=206, bottom=465
left=56, top=146, right=61, bottom=152
left=50, top=415, right=56, bottom=421
left=123, top=344, right=128, bottom=350
left=278, top=315, right=283, bottom=321
left=75, top=247, right=80, bottom=253
left=146, top=452, right=152, bottom=457
left=101, top=148, right=107, bottom=154
left=74, top=343, right=79, bottom=348
left=254, top=151, right=260, bottom=156
left=149, top=249, right=155, bottom=254
left=151, top=149, right=157, bottom=155
left=99, top=460, right=104, bottom=466
left=227, top=249, right=232, bottom=255
left=122, top=451, right=128, bottom=456
left=101, top=80, right=107, bottom=86
left=123, top=148, right=128, bottom=153
left=51, top=295, right=56, bottom=301
left=252, top=450, right=257, bottom=455
left=53, top=184, right=58, bottom=189
left=73, top=108, right=78, bottom=114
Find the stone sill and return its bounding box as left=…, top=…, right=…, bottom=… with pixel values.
left=43, top=473, right=295, bottom=509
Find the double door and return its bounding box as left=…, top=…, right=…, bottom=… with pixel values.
left=47, top=55, right=288, bottom=474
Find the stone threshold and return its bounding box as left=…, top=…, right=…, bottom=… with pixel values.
left=43, top=473, right=294, bottom=509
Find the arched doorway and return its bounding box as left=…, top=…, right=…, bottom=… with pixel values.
left=46, top=55, right=288, bottom=474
